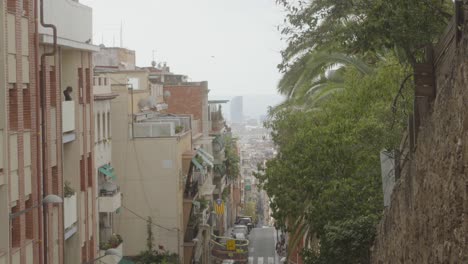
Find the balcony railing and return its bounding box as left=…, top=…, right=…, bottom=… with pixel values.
left=184, top=180, right=199, bottom=199
left=191, top=119, right=202, bottom=138
left=64, top=194, right=78, bottom=239
left=99, top=184, right=121, bottom=213
left=62, top=101, right=75, bottom=133
left=133, top=114, right=191, bottom=138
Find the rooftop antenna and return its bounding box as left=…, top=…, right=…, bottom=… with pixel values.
left=113, top=34, right=115, bottom=47
left=120, top=21, right=123, bottom=48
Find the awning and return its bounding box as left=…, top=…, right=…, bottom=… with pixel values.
left=98, top=165, right=116, bottom=180
left=192, top=158, right=204, bottom=171
left=197, top=148, right=214, bottom=167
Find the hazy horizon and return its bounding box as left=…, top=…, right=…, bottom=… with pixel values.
left=81, top=0, right=286, bottom=97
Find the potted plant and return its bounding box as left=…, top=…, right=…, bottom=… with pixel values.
left=64, top=181, right=75, bottom=198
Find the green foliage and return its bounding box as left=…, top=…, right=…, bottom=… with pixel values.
left=99, top=234, right=123, bottom=250
left=244, top=201, right=258, bottom=223
left=64, top=181, right=75, bottom=198
left=259, top=58, right=412, bottom=263
left=224, top=136, right=240, bottom=180
left=301, top=215, right=378, bottom=264
left=134, top=250, right=178, bottom=264
left=196, top=197, right=209, bottom=211
left=175, top=125, right=184, bottom=134
left=277, top=0, right=453, bottom=66
left=135, top=216, right=179, bottom=264
left=222, top=186, right=231, bottom=201
left=147, top=217, right=154, bottom=252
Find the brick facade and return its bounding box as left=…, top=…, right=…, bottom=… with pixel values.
left=164, top=82, right=208, bottom=122
left=4, top=1, right=97, bottom=263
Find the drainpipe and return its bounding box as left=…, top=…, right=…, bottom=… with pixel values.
left=39, top=0, right=57, bottom=263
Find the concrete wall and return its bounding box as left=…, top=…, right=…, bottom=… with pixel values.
left=105, top=71, right=151, bottom=114
left=61, top=48, right=97, bottom=264
left=111, top=84, right=191, bottom=260
left=371, top=15, right=468, bottom=263
left=93, top=48, right=136, bottom=70
left=0, top=0, right=8, bottom=261
left=38, top=0, right=92, bottom=45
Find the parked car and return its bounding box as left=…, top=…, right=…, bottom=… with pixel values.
left=233, top=232, right=246, bottom=240
left=236, top=217, right=253, bottom=233
left=231, top=225, right=249, bottom=238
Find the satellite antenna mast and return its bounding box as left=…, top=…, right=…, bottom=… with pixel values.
left=120, top=21, right=123, bottom=48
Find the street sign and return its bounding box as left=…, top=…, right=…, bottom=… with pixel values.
left=226, top=239, right=236, bottom=251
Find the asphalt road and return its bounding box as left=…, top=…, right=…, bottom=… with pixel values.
left=248, top=226, right=278, bottom=264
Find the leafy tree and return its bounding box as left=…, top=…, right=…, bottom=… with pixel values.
left=224, top=136, right=240, bottom=180
left=258, top=58, right=412, bottom=263
left=277, top=0, right=453, bottom=66
left=244, top=201, right=258, bottom=224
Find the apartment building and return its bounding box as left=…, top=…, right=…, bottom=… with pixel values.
left=108, top=70, right=191, bottom=261
left=93, top=75, right=121, bottom=264
left=1, top=0, right=99, bottom=264
left=40, top=1, right=99, bottom=263
left=1, top=0, right=39, bottom=263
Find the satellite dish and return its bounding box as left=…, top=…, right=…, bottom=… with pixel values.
left=138, top=96, right=158, bottom=110
left=163, top=90, right=171, bottom=99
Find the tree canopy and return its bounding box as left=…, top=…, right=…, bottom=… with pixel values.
left=258, top=57, right=412, bottom=263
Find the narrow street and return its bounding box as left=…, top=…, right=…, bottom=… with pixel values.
left=248, top=227, right=278, bottom=264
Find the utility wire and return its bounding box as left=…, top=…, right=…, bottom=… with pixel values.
left=121, top=204, right=179, bottom=232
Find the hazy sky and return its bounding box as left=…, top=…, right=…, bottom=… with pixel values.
left=81, top=0, right=286, bottom=97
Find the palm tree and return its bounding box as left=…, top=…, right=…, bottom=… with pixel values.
left=276, top=51, right=374, bottom=110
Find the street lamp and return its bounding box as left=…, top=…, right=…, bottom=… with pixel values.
left=43, top=194, right=63, bottom=204
left=42, top=194, right=63, bottom=264
left=86, top=248, right=122, bottom=264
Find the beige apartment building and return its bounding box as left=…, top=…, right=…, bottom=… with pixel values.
left=107, top=69, right=192, bottom=260
left=1, top=0, right=99, bottom=264
left=41, top=1, right=100, bottom=263
left=93, top=75, right=121, bottom=264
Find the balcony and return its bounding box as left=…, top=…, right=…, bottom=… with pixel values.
left=93, top=76, right=112, bottom=95
left=133, top=114, right=191, bottom=138
left=64, top=194, right=78, bottom=239
left=99, top=234, right=123, bottom=264
left=99, top=182, right=121, bottom=213
left=38, top=0, right=98, bottom=51
left=62, top=101, right=76, bottom=143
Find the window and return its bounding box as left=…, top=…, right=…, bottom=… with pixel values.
left=85, top=68, right=91, bottom=102
left=107, top=112, right=111, bottom=138
left=127, top=77, right=139, bottom=90
left=97, top=114, right=101, bottom=141
left=102, top=113, right=106, bottom=140
left=78, top=68, right=83, bottom=104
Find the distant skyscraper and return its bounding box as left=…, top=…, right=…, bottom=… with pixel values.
left=231, top=96, right=244, bottom=123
